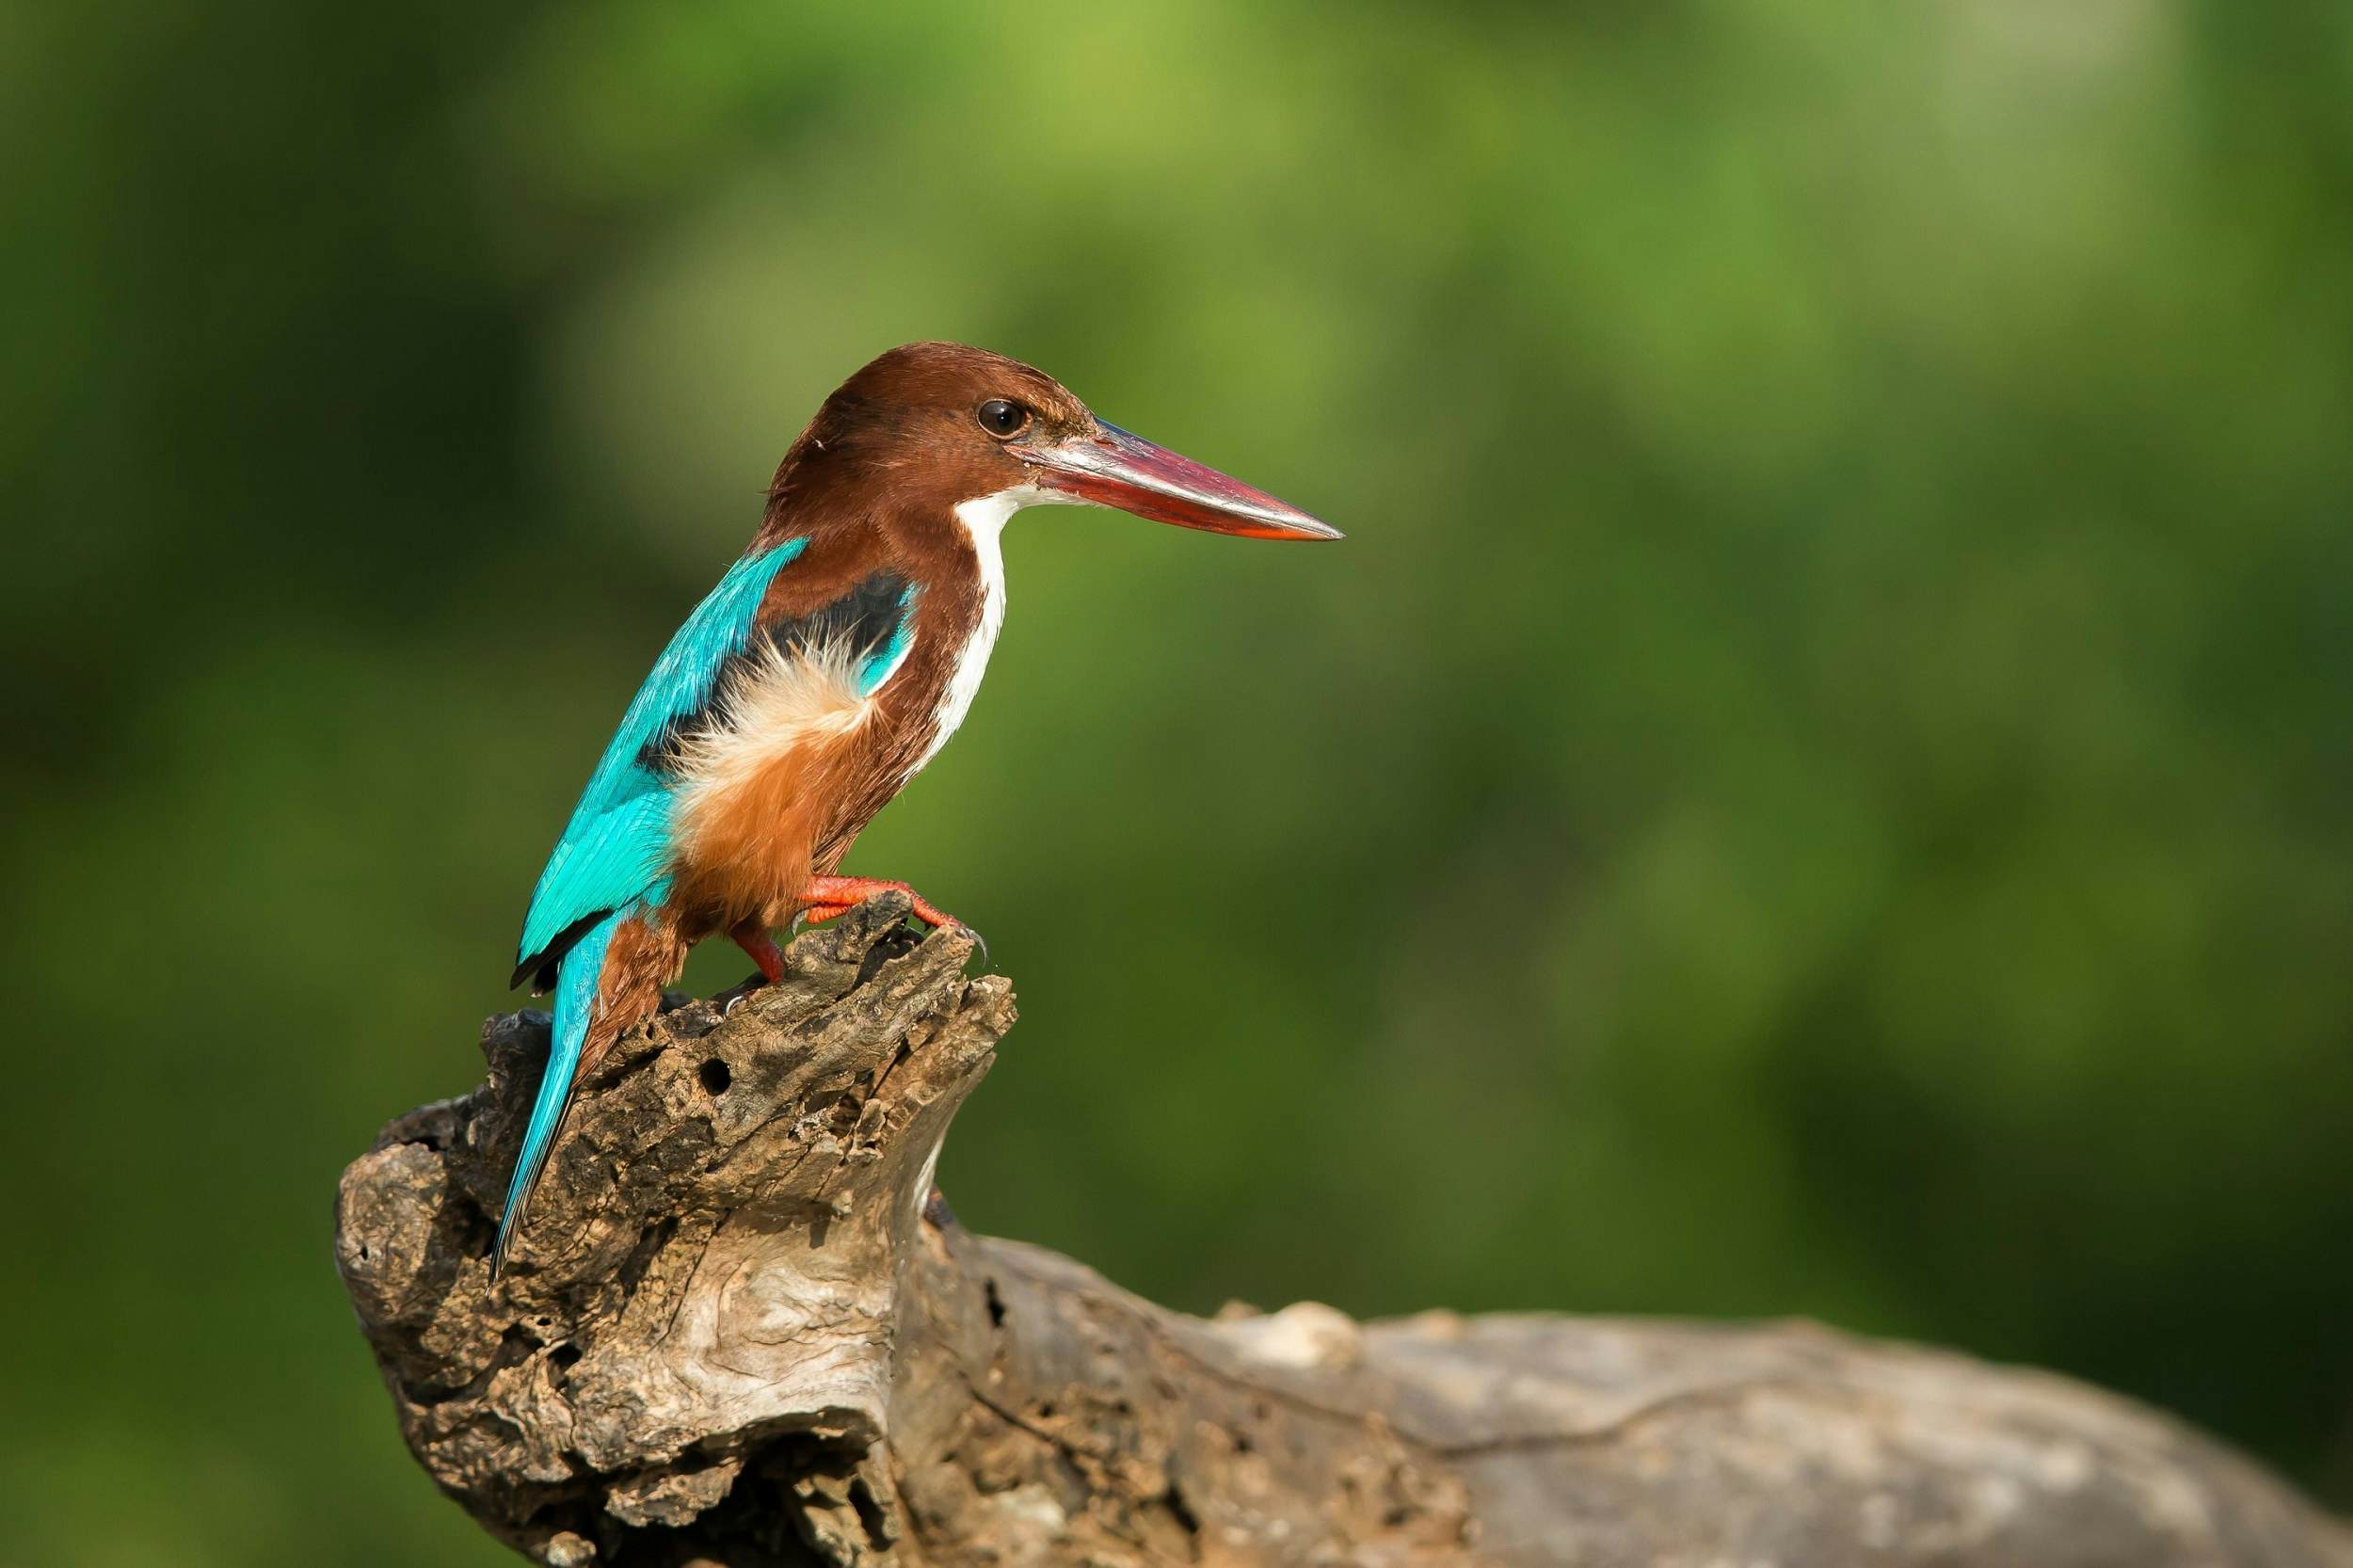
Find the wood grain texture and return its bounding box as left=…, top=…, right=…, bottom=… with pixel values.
left=336, top=899, right=2353, bottom=1567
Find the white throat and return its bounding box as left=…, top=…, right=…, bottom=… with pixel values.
left=915, top=485, right=1062, bottom=774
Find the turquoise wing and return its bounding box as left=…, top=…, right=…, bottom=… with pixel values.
left=512, top=537, right=808, bottom=984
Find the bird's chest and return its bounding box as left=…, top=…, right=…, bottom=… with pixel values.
left=662, top=529, right=1001, bottom=927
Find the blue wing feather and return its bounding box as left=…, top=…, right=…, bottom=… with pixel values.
left=513, top=537, right=808, bottom=977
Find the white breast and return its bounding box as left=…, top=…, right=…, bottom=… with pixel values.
left=914, top=485, right=1056, bottom=776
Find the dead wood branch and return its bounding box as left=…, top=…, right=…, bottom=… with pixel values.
left=335, top=897, right=2353, bottom=1567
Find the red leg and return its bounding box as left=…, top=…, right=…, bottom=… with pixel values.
left=799, top=875, right=966, bottom=932
left=728, top=918, right=786, bottom=985
left=794, top=902, right=853, bottom=929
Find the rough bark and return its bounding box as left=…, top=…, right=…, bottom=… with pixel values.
left=336, top=895, right=2353, bottom=1567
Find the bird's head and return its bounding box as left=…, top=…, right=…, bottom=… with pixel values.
left=774, top=341, right=1340, bottom=542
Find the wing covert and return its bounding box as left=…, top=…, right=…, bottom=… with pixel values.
left=512, top=537, right=808, bottom=983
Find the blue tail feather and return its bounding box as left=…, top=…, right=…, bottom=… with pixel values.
left=492, top=905, right=627, bottom=1276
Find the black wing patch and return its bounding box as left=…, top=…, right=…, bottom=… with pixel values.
left=510, top=909, right=605, bottom=993
left=770, top=570, right=916, bottom=667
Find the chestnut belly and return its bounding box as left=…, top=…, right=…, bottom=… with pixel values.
left=663, top=641, right=884, bottom=936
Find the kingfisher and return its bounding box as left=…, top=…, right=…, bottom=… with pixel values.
left=495, top=341, right=1338, bottom=1272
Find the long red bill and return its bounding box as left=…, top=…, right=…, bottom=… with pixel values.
left=1023, top=423, right=1342, bottom=541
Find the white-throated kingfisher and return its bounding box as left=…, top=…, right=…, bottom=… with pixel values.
left=496, top=342, right=1338, bottom=1272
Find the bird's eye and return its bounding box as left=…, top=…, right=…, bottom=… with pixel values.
left=976, top=398, right=1031, bottom=439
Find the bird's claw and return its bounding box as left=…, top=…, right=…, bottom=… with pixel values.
left=717, top=975, right=768, bottom=1015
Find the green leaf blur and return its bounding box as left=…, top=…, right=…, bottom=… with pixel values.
left=5, top=2, right=2349, bottom=1561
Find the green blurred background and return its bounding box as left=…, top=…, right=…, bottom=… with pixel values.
left=8, top=1, right=2351, bottom=1560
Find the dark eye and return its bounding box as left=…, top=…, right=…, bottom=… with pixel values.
left=976, top=398, right=1031, bottom=439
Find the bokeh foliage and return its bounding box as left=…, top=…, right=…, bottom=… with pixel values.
left=6, top=1, right=2350, bottom=1561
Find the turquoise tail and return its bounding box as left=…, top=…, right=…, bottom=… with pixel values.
left=492, top=906, right=626, bottom=1276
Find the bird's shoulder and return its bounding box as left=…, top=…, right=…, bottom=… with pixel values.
left=748, top=528, right=916, bottom=648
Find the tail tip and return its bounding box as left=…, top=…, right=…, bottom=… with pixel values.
left=488, top=1189, right=533, bottom=1285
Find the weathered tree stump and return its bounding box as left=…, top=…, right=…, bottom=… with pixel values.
left=335, top=896, right=2353, bottom=1566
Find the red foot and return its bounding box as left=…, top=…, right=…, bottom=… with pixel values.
left=798, top=876, right=964, bottom=932
left=728, top=918, right=786, bottom=985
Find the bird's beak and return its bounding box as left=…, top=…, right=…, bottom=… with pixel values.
left=1023, top=422, right=1342, bottom=541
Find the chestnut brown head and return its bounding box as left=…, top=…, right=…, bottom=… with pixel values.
left=776, top=341, right=1339, bottom=542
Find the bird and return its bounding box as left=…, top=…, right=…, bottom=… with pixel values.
left=494, top=341, right=1339, bottom=1273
